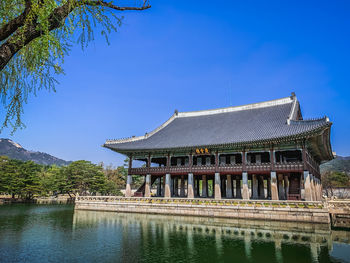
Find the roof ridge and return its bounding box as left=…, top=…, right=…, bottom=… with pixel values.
left=290, top=116, right=329, bottom=123
left=178, top=96, right=293, bottom=118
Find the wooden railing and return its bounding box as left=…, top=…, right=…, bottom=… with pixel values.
left=274, top=161, right=304, bottom=172
left=129, top=161, right=304, bottom=175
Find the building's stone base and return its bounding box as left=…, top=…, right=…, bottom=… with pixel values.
left=75, top=197, right=330, bottom=224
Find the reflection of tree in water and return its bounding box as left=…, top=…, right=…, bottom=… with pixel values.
left=73, top=210, right=348, bottom=263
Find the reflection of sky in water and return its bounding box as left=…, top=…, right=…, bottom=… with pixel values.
left=331, top=243, right=350, bottom=262
left=0, top=205, right=349, bottom=263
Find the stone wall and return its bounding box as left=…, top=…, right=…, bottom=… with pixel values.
left=75, top=197, right=330, bottom=224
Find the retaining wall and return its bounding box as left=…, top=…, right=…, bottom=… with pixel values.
left=75, top=197, right=330, bottom=224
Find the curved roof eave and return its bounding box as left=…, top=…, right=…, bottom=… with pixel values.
left=103, top=123, right=332, bottom=156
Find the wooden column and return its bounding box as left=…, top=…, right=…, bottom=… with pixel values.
left=147, top=154, right=151, bottom=168
left=270, top=148, right=275, bottom=170
left=242, top=150, right=246, bottom=171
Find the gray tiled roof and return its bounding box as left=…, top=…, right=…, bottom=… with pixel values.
left=104, top=97, right=330, bottom=151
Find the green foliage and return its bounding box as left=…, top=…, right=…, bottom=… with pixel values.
left=322, top=171, right=349, bottom=188
left=0, top=156, right=128, bottom=198
left=0, top=0, right=150, bottom=132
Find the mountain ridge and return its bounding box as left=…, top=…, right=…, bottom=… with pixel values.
left=320, top=155, right=350, bottom=174
left=0, top=138, right=71, bottom=166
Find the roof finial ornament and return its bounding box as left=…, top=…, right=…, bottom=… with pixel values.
left=291, top=92, right=296, bottom=99
left=174, top=109, right=178, bottom=116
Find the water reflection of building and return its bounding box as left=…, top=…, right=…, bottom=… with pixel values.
left=72, top=210, right=350, bottom=262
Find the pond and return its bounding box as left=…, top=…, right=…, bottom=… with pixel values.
left=0, top=204, right=349, bottom=263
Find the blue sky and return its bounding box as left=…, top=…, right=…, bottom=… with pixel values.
left=1, top=0, right=350, bottom=166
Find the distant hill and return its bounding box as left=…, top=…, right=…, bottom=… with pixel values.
left=0, top=138, right=70, bottom=166
left=320, top=156, right=350, bottom=174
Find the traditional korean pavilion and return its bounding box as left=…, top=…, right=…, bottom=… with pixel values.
left=104, top=93, right=333, bottom=201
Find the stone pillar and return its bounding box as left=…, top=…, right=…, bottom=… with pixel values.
left=258, top=175, right=265, bottom=199
left=221, top=178, right=226, bottom=198
left=310, top=174, right=317, bottom=201
left=162, top=175, right=166, bottom=197
left=214, top=172, right=221, bottom=199
left=157, top=177, right=162, bottom=196
left=144, top=174, right=151, bottom=197
left=270, top=171, right=279, bottom=200
left=314, top=179, right=319, bottom=201
left=125, top=174, right=132, bottom=197
left=174, top=177, right=178, bottom=197
left=242, top=172, right=249, bottom=200
left=180, top=175, right=185, bottom=197
left=236, top=178, right=242, bottom=199
left=202, top=175, right=207, bottom=197
left=284, top=175, right=289, bottom=200
left=252, top=174, right=258, bottom=199
left=267, top=176, right=271, bottom=199
left=197, top=178, right=200, bottom=197
left=304, top=171, right=312, bottom=201
left=187, top=173, right=194, bottom=198
left=277, top=174, right=285, bottom=200
left=170, top=177, right=174, bottom=196
left=165, top=173, right=171, bottom=198
left=226, top=175, right=233, bottom=198
left=318, top=179, right=323, bottom=200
